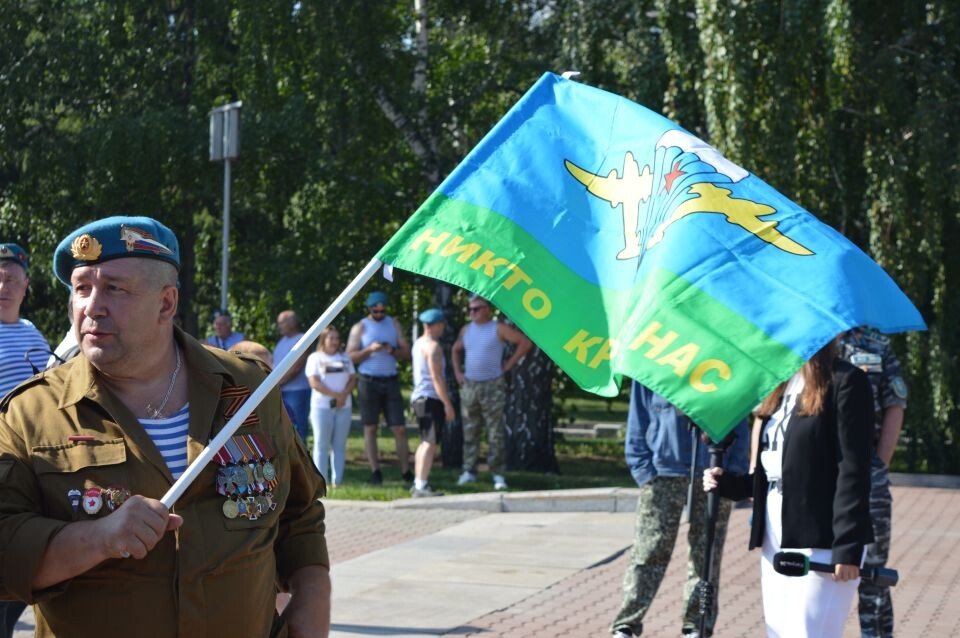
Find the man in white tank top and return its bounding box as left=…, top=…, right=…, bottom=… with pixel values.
left=409, top=308, right=455, bottom=497
left=346, top=291, right=412, bottom=485
left=452, top=295, right=531, bottom=490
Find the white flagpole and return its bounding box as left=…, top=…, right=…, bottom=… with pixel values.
left=161, top=257, right=384, bottom=508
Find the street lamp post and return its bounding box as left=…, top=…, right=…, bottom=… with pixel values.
left=209, top=101, right=242, bottom=313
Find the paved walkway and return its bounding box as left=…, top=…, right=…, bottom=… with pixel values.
left=329, top=484, right=960, bottom=638
left=13, top=484, right=960, bottom=637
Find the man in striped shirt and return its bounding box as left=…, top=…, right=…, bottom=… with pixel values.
left=0, top=243, right=49, bottom=398
left=0, top=243, right=49, bottom=637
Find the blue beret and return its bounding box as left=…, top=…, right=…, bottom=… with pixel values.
left=0, top=244, right=28, bottom=271
left=365, top=291, right=388, bottom=307
left=418, top=308, right=445, bottom=325
left=54, top=216, right=180, bottom=286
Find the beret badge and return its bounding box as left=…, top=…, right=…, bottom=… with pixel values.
left=71, top=234, right=103, bottom=261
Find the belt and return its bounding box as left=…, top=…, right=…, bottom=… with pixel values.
left=768, top=479, right=783, bottom=494
left=360, top=374, right=398, bottom=381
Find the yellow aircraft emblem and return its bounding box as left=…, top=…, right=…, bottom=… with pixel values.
left=565, top=152, right=813, bottom=259
left=564, top=152, right=651, bottom=260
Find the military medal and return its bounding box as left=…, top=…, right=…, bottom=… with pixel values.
left=82, top=488, right=103, bottom=515
left=104, top=486, right=132, bottom=511
left=214, top=445, right=240, bottom=518
left=262, top=461, right=277, bottom=483
left=252, top=433, right=278, bottom=486
left=222, top=498, right=239, bottom=519
left=225, top=439, right=249, bottom=494
left=215, top=432, right=280, bottom=519
left=245, top=496, right=259, bottom=521
left=237, top=437, right=266, bottom=493
left=247, top=434, right=272, bottom=488
left=67, top=489, right=82, bottom=515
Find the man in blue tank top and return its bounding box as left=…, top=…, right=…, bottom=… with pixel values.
left=346, top=291, right=412, bottom=485
left=452, top=295, right=531, bottom=490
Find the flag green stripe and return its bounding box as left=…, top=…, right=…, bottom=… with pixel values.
left=378, top=194, right=804, bottom=438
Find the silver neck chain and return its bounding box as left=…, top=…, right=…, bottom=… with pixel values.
left=146, top=346, right=182, bottom=419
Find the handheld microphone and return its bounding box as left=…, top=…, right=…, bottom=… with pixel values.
left=773, top=552, right=899, bottom=587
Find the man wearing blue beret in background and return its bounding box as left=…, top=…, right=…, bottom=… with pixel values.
left=346, top=290, right=412, bottom=485
left=0, top=216, right=330, bottom=637
left=0, top=244, right=50, bottom=395
left=0, top=243, right=49, bottom=636
left=409, top=308, right=455, bottom=498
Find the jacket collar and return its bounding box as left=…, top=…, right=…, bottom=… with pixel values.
left=57, top=326, right=242, bottom=485
left=58, top=326, right=235, bottom=410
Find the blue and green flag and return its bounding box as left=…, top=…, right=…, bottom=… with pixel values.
left=377, top=72, right=925, bottom=440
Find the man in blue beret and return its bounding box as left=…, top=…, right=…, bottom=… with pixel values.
left=0, top=242, right=49, bottom=636
left=409, top=308, right=455, bottom=498
left=0, top=216, right=330, bottom=637
left=346, top=290, right=412, bottom=485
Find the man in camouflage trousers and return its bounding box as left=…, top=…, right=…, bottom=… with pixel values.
left=611, top=382, right=749, bottom=638
left=452, top=295, right=531, bottom=491
left=840, top=327, right=907, bottom=638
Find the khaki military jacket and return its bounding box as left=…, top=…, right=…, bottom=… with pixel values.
left=0, top=328, right=328, bottom=637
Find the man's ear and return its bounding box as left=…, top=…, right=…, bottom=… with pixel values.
left=159, top=286, right=179, bottom=321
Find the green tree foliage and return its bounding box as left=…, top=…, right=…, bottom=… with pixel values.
left=0, top=1, right=956, bottom=470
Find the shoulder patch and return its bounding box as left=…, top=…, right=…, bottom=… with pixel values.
left=891, top=376, right=909, bottom=400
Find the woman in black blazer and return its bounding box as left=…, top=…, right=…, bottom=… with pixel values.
left=704, top=339, right=874, bottom=637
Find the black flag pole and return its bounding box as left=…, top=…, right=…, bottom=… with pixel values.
left=681, top=422, right=699, bottom=524
left=698, top=429, right=737, bottom=637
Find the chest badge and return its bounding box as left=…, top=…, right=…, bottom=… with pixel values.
left=67, top=489, right=82, bottom=515
left=82, top=488, right=103, bottom=515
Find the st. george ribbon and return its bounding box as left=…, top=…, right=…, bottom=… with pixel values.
left=160, top=257, right=383, bottom=508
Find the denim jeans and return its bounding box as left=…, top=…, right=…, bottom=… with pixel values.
left=282, top=388, right=311, bottom=442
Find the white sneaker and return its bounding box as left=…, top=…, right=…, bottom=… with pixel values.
left=493, top=474, right=508, bottom=491
left=457, top=471, right=476, bottom=486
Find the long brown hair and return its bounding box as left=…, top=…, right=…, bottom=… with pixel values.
left=757, top=338, right=837, bottom=418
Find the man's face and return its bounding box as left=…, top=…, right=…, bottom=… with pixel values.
left=368, top=304, right=387, bottom=322
left=276, top=312, right=297, bottom=337
left=71, top=259, right=176, bottom=372
left=214, top=314, right=232, bottom=337
left=425, top=321, right=445, bottom=338
left=0, top=262, right=28, bottom=323
left=467, top=300, right=492, bottom=323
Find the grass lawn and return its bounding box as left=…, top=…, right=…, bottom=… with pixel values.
left=554, top=390, right=630, bottom=426
left=315, top=426, right=632, bottom=501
